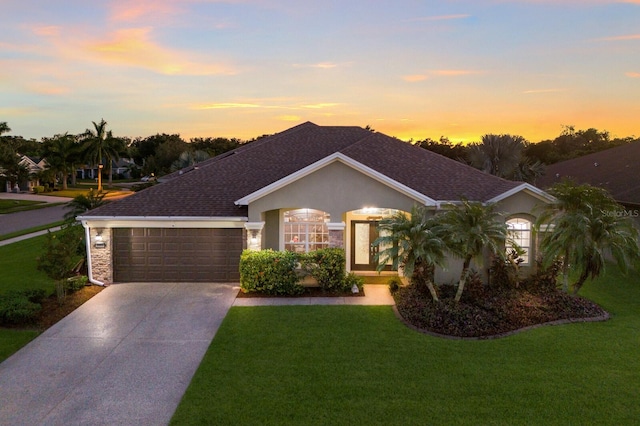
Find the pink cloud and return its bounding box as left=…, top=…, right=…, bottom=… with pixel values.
left=626, top=72, right=640, bottom=78
left=598, top=33, right=640, bottom=41
left=403, top=74, right=429, bottom=82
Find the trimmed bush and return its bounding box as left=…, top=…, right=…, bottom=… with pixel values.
left=239, top=250, right=304, bottom=295
left=33, top=185, right=45, bottom=194
left=0, top=291, right=43, bottom=326
left=301, top=248, right=347, bottom=292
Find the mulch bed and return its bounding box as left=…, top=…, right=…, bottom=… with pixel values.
left=37, top=285, right=105, bottom=329
left=237, top=286, right=365, bottom=298
left=393, top=284, right=608, bottom=339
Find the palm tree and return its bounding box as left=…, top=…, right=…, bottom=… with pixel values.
left=64, top=189, right=107, bottom=222
left=440, top=200, right=507, bottom=302
left=41, top=133, right=81, bottom=190
left=374, top=206, right=446, bottom=302
left=81, top=119, right=123, bottom=191
left=467, top=134, right=524, bottom=178
left=536, top=181, right=639, bottom=294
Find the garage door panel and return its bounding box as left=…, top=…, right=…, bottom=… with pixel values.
left=113, top=228, right=243, bottom=282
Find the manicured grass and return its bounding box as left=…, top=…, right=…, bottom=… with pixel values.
left=0, top=235, right=55, bottom=363
left=0, top=199, right=63, bottom=214
left=0, top=235, right=53, bottom=294
left=0, top=221, right=65, bottom=242
left=172, top=267, right=640, bottom=425
left=0, top=329, right=40, bottom=363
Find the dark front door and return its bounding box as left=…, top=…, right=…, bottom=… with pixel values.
left=350, top=221, right=392, bottom=271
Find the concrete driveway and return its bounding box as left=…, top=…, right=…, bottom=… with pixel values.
left=0, top=282, right=238, bottom=425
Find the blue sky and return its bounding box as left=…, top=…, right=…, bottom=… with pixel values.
left=1, top=0, right=639, bottom=142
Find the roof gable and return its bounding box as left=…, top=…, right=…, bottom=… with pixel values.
left=235, top=152, right=437, bottom=206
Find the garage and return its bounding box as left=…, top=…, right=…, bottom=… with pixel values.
left=112, top=228, right=244, bottom=282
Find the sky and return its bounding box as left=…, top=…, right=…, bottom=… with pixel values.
left=1, top=0, right=639, bottom=143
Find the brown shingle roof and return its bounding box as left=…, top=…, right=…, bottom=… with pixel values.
left=85, top=122, right=523, bottom=218
left=536, top=142, right=640, bottom=207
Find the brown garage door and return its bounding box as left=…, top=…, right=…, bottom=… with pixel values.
left=113, top=228, right=244, bottom=282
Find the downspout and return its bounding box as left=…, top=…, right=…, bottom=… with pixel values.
left=81, top=220, right=105, bottom=286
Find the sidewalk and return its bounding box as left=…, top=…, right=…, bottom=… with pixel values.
left=233, top=284, right=394, bottom=306
left=0, top=226, right=63, bottom=247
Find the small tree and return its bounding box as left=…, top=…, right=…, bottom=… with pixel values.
left=37, top=228, right=84, bottom=304
left=374, top=206, right=446, bottom=302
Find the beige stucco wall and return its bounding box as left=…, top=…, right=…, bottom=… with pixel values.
left=247, top=161, right=420, bottom=222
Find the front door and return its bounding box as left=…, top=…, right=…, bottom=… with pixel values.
left=350, top=221, right=392, bottom=271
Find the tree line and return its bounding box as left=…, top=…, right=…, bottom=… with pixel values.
left=2, top=120, right=638, bottom=191
left=0, top=120, right=250, bottom=191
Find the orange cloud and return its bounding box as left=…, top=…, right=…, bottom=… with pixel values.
left=597, top=34, right=640, bottom=41
left=522, top=88, right=567, bottom=94
left=85, top=27, right=235, bottom=75
left=108, top=0, right=182, bottom=22
left=626, top=72, right=640, bottom=78
left=26, top=82, right=70, bottom=96
left=31, top=25, right=61, bottom=37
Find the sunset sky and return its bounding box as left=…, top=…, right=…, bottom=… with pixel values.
left=1, top=0, right=639, bottom=143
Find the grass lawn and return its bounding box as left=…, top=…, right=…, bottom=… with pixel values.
left=172, top=267, right=640, bottom=425
left=0, top=235, right=54, bottom=363
left=0, top=221, right=65, bottom=242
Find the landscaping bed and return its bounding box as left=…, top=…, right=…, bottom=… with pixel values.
left=37, top=285, right=104, bottom=329
left=393, top=282, right=608, bottom=338
left=236, top=286, right=365, bottom=298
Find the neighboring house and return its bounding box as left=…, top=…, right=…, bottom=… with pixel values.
left=77, top=158, right=137, bottom=180
left=1, top=154, right=45, bottom=192
left=536, top=141, right=640, bottom=209
left=78, top=122, right=554, bottom=285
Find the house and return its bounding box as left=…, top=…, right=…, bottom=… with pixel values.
left=76, top=158, right=137, bottom=180
left=536, top=142, right=640, bottom=209
left=1, top=154, right=45, bottom=192
left=78, top=122, right=554, bottom=285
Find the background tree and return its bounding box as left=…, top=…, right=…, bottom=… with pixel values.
left=536, top=181, right=639, bottom=294
left=41, top=133, right=81, bottom=190
left=170, top=150, right=210, bottom=172
left=374, top=206, right=446, bottom=302
left=440, top=200, right=507, bottom=302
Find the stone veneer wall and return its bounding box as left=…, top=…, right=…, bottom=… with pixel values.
left=328, top=229, right=344, bottom=249
left=90, top=227, right=113, bottom=284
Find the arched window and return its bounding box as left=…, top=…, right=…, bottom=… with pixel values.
left=284, top=209, right=330, bottom=253
left=506, top=218, right=532, bottom=265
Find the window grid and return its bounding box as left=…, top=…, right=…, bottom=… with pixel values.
left=284, top=209, right=330, bottom=253
left=506, top=218, right=531, bottom=264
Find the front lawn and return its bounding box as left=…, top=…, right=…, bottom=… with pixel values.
left=0, top=235, right=53, bottom=293
left=172, top=267, right=639, bottom=425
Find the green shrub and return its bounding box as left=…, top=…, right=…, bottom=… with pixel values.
left=239, top=250, right=304, bottom=295
left=301, top=248, right=347, bottom=292
left=0, top=291, right=43, bottom=326
left=66, top=275, right=88, bottom=292
left=33, top=185, right=45, bottom=194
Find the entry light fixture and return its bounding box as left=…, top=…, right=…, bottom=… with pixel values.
left=94, top=229, right=106, bottom=249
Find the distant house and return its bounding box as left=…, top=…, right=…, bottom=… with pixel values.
left=1, top=154, right=45, bottom=192
left=76, top=158, right=137, bottom=180
left=536, top=142, right=640, bottom=209
left=78, top=122, right=553, bottom=285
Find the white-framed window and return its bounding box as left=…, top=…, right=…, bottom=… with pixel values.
left=284, top=209, right=330, bottom=253
left=506, top=218, right=532, bottom=265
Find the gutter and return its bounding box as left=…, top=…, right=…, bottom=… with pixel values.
left=81, top=220, right=105, bottom=286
